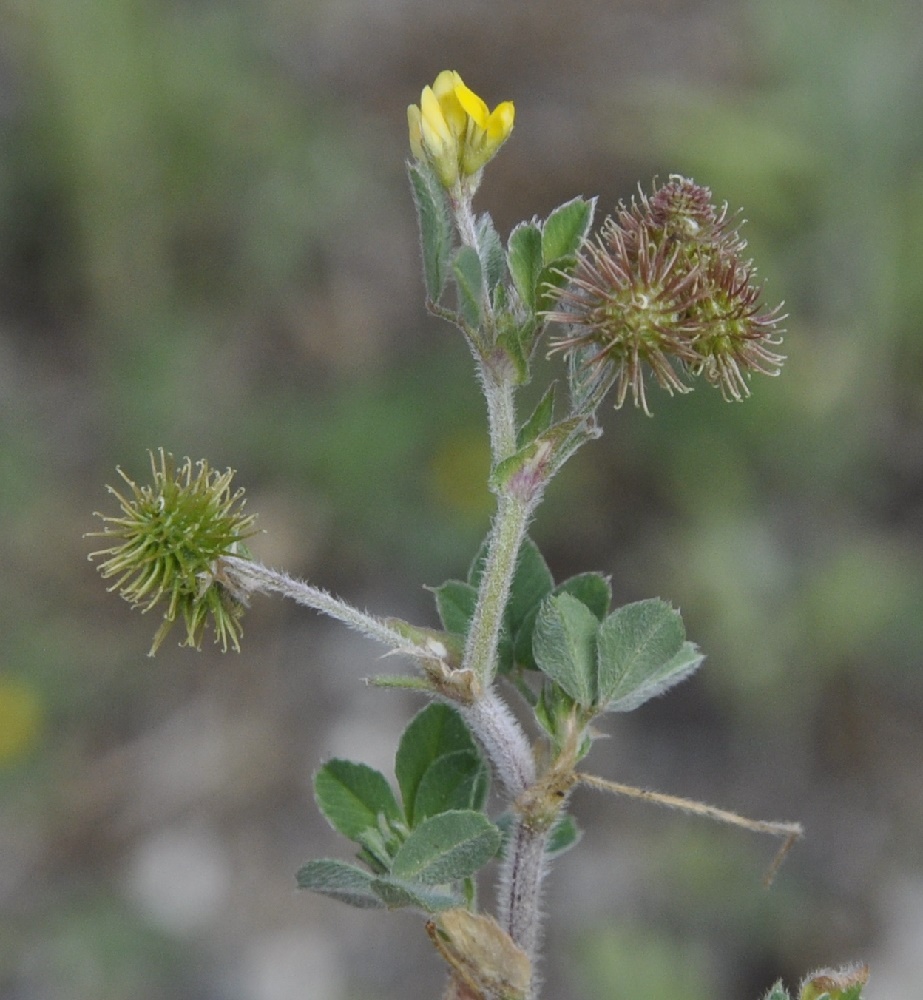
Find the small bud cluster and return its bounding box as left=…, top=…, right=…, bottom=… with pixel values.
left=546, top=176, right=785, bottom=414
left=88, top=450, right=256, bottom=654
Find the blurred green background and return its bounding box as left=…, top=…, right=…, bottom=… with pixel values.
left=1, top=0, right=921, bottom=998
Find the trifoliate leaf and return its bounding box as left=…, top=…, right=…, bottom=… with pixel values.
left=395, top=703, right=479, bottom=826
left=596, top=599, right=704, bottom=712
left=296, top=859, right=386, bottom=909
left=413, top=750, right=490, bottom=824
left=314, top=759, right=403, bottom=840
left=508, top=220, right=543, bottom=312
left=390, top=810, right=501, bottom=885
left=369, top=876, right=462, bottom=912
left=514, top=571, right=610, bottom=670
left=556, top=573, right=612, bottom=621
left=532, top=592, right=600, bottom=707
left=541, top=196, right=596, bottom=264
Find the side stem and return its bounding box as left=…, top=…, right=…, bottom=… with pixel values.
left=221, top=557, right=413, bottom=653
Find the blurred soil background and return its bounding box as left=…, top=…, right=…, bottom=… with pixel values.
left=1, top=0, right=922, bottom=998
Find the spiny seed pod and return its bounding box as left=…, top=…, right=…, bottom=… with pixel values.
left=88, top=450, right=257, bottom=654
left=685, top=254, right=787, bottom=401
left=545, top=176, right=785, bottom=414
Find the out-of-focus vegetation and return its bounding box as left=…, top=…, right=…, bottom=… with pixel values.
left=1, top=1, right=921, bottom=998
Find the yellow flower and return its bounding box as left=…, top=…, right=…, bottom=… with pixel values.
left=408, top=70, right=514, bottom=188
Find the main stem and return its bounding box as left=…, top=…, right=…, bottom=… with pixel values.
left=497, top=819, right=551, bottom=973
left=461, top=492, right=531, bottom=687
left=461, top=360, right=525, bottom=687
left=462, top=364, right=553, bottom=995
left=448, top=188, right=560, bottom=997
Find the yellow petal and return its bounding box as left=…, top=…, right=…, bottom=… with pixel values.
left=432, top=70, right=462, bottom=99
left=407, top=104, right=424, bottom=160
left=420, top=86, right=452, bottom=144
left=434, top=74, right=467, bottom=136
left=420, top=116, right=448, bottom=162
left=454, top=81, right=490, bottom=129
left=486, top=101, right=515, bottom=143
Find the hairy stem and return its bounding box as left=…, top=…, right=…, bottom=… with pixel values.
left=462, top=493, right=532, bottom=687
left=461, top=688, right=535, bottom=799
left=221, top=557, right=413, bottom=652
left=481, top=367, right=518, bottom=461
left=497, top=818, right=551, bottom=979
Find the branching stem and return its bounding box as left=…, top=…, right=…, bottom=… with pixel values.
left=577, top=773, right=804, bottom=887
left=221, top=557, right=413, bottom=653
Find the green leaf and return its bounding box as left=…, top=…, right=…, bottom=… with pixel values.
left=453, top=245, right=484, bottom=328
left=413, top=750, right=490, bottom=823
left=354, top=824, right=398, bottom=874
left=514, top=572, right=611, bottom=669
left=492, top=279, right=509, bottom=313
left=763, top=986, right=792, bottom=1000
left=431, top=579, right=478, bottom=636
left=556, top=573, right=612, bottom=621
left=541, top=196, right=596, bottom=264
left=296, top=859, right=386, bottom=909
left=546, top=814, right=583, bottom=859
left=517, top=383, right=557, bottom=449
left=533, top=681, right=566, bottom=737
left=314, top=759, right=403, bottom=841
left=369, top=876, right=461, bottom=912
left=508, top=220, right=543, bottom=311
left=596, top=599, right=704, bottom=712
left=395, top=703, right=479, bottom=825
left=495, top=316, right=531, bottom=384
left=408, top=162, right=453, bottom=302
left=477, top=213, right=506, bottom=292
left=390, top=810, right=501, bottom=884
left=532, top=592, right=600, bottom=706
